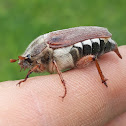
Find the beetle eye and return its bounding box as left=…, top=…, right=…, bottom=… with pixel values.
left=26, top=54, right=31, bottom=59
left=25, top=54, right=32, bottom=63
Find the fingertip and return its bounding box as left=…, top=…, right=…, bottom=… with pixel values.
left=0, top=46, right=126, bottom=126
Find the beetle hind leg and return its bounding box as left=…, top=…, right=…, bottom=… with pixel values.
left=77, top=55, right=108, bottom=87
left=93, top=56, right=108, bottom=87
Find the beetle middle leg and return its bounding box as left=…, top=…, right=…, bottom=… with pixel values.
left=77, top=55, right=108, bottom=87
left=53, top=60, right=67, bottom=100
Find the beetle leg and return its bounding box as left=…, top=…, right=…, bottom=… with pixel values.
left=77, top=55, right=108, bottom=87
left=17, top=65, right=40, bottom=86
left=53, top=60, right=67, bottom=100
left=93, top=56, right=108, bottom=87
left=76, top=55, right=94, bottom=68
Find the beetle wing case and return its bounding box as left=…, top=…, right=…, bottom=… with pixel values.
left=47, top=26, right=112, bottom=49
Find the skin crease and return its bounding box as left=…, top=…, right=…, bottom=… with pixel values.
left=0, top=46, right=126, bottom=126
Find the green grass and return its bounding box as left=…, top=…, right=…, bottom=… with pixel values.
left=0, top=0, right=126, bottom=82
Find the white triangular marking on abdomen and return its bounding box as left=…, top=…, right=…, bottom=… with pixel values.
left=91, top=38, right=100, bottom=45
left=82, top=39, right=92, bottom=47
left=74, top=42, right=83, bottom=49
left=108, top=38, right=116, bottom=44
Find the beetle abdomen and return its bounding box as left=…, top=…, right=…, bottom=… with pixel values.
left=70, top=38, right=116, bottom=63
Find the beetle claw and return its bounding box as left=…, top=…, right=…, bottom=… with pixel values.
left=102, top=79, right=108, bottom=87
left=16, top=82, right=21, bottom=87
left=59, top=95, right=65, bottom=102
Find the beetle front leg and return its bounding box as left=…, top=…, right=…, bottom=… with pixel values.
left=77, top=55, right=108, bottom=87
left=53, top=60, right=67, bottom=100
left=17, top=65, right=40, bottom=86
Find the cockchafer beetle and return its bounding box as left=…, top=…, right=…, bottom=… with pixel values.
left=10, top=26, right=122, bottom=99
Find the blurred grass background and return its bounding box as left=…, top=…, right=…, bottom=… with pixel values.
left=0, top=0, right=126, bottom=82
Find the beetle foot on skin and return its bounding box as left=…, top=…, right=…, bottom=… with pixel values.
left=59, top=80, right=67, bottom=101
left=59, top=87, right=67, bottom=101
left=59, top=95, right=66, bottom=101
left=102, top=78, right=108, bottom=87
left=16, top=82, right=21, bottom=87
left=16, top=79, right=26, bottom=87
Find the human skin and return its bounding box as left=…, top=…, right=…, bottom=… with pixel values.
left=0, top=46, right=126, bottom=126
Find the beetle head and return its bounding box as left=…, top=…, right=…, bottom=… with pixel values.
left=10, top=35, right=48, bottom=72
left=10, top=54, right=34, bottom=71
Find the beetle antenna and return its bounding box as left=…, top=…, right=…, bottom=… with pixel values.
left=18, top=56, right=26, bottom=60
left=10, top=59, right=19, bottom=63
left=10, top=56, right=26, bottom=63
